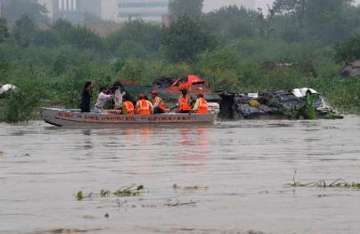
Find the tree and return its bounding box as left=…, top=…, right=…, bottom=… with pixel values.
left=51, top=19, right=104, bottom=51
left=168, top=0, right=204, bottom=21
left=106, top=19, right=161, bottom=58
left=2, top=0, right=48, bottom=24
left=161, top=16, right=215, bottom=63
left=13, top=15, right=36, bottom=47
left=203, top=6, right=259, bottom=40
left=272, top=0, right=356, bottom=43
left=304, top=0, right=355, bottom=43
left=273, top=0, right=306, bottom=28
left=335, top=34, right=360, bottom=62
left=0, top=18, right=9, bottom=43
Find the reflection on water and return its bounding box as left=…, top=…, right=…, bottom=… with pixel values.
left=1, top=116, right=360, bottom=234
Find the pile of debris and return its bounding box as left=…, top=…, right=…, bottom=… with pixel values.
left=0, top=83, right=16, bottom=97
left=340, top=60, right=360, bottom=77
left=219, top=88, right=342, bottom=120
left=118, top=74, right=342, bottom=120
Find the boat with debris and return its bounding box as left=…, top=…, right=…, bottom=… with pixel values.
left=41, top=108, right=216, bottom=128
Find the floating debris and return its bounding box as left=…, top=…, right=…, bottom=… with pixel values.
left=172, top=184, right=208, bottom=191
left=289, top=172, right=360, bottom=190
left=36, top=228, right=103, bottom=234
left=113, top=185, right=144, bottom=197
left=75, top=185, right=145, bottom=201
left=289, top=179, right=360, bottom=189
left=76, top=191, right=84, bottom=201
left=165, top=199, right=197, bottom=207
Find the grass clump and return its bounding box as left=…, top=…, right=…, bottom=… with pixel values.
left=289, top=171, right=360, bottom=189
left=75, top=184, right=145, bottom=201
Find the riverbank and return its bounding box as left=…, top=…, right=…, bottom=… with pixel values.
left=0, top=79, right=360, bottom=122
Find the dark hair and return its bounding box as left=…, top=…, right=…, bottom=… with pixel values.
left=99, top=87, right=107, bottom=92
left=181, top=89, right=188, bottom=96
left=83, top=81, right=92, bottom=91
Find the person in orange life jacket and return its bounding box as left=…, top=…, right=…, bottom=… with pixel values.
left=177, top=89, right=192, bottom=113
left=192, top=93, right=209, bottom=114
left=135, top=94, right=153, bottom=115
left=151, top=90, right=167, bottom=114
left=122, top=96, right=135, bottom=115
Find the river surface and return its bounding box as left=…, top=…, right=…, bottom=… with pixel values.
left=1, top=116, right=360, bottom=234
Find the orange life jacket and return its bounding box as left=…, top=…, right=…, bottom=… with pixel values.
left=196, top=97, right=208, bottom=114
left=178, top=96, right=191, bottom=111
left=152, top=96, right=166, bottom=111
left=123, top=101, right=134, bottom=115
left=136, top=99, right=151, bottom=115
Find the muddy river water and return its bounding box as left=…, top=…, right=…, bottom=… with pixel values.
left=1, top=116, right=360, bottom=234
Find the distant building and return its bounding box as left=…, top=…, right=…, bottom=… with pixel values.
left=38, top=0, right=101, bottom=23
left=101, top=0, right=119, bottom=22
left=117, top=0, right=170, bottom=22
left=38, top=0, right=275, bottom=25
left=39, top=0, right=169, bottom=23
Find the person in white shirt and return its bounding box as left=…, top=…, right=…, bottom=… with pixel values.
left=94, top=87, right=113, bottom=113
left=114, top=87, right=126, bottom=110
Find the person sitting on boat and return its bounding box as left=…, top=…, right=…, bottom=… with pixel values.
left=94, top=87, right=113, bottom=113
left=80, top=81, right=93, bottom=113
left=151, top=90, right=167, bottom=114
left=192, top=93, right=209, bottom=114
left=177, top=89, right=192, bottom=113
left=122, top=96, right=135, bottom=115
left=135, top=94, right=153, bottom=115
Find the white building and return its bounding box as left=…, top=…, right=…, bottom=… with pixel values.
left=37, top=0, right=101, bottom=23
left=38, top=0, right=278, bottom=24
left=104, top=0, right=170, bottom=23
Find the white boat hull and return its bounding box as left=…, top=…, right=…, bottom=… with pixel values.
left=41, top=108, right=216, bottom=128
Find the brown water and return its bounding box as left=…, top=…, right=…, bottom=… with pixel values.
left=1, top=116, right=360, bottom=234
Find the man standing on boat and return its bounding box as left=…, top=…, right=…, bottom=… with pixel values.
left=80, top=81, right=93, bottom=113
left=135, top=94, right=153, bottom=115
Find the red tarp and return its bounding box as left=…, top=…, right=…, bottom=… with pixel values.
left=187, top=74, right=205, bottom=84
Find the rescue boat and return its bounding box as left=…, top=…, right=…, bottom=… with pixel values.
left=41, top=108, right=216, bottom=128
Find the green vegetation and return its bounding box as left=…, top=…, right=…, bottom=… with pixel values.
left=1, top=0, right=360, bottom=122
left=289, top=170, right=360, bottom=190
left=289, top=178, right=360, bottom=190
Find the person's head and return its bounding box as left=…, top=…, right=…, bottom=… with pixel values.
left=99, top=87, right=107, bottom=93
left=197, top=93, right=204, bottom=98
left=123, top=95, right=130, bottom=102
left=181, top=89, right=188, bottom=97
left=83, top=81, right=92, bottom=91
left=138, top=93, right=145, bottom=100
left=151, top=90, right=158, bottom=97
